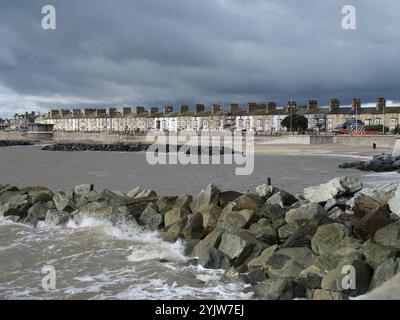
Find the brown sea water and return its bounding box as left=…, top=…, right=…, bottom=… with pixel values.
left=0, top=145, right=399, bottom=299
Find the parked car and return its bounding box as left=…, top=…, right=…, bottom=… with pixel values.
left=333, top=119, right=365, bottom=134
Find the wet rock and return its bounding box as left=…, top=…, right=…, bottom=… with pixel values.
left=198, top=247, right=231, bottom=269
left=312, top=289, right=349, bottom=300
left=247, top=218, right=278, bottom=245
left=297, top=264, right=325, bottom=289
left=74, top=184, right=92, bottom=197
left=369, top=258, right=400, bottom=289
left=285, top=203, right=327, bottom=225
left=361, top=240, right=400, bottom=269
left=53, top=192, right=76, bottom=213
left=353, top=188, right=393, bottom=217
left=216, top=206, right=255, bottom=232
left=174, top=194, right=193, bottom=210
left=240, top=269, right=267, bottom=285
left=126, top=186, right=141, bottom=198
left=218, top=230, right=264, bottom=267
left=0, top=194, right=30, bottom=217
left=181, top=213, right=204, bottom=240
left=45, top=210, right=71, bottom=226
left=235, top=194, right=263, bottom=211
left=190, top=184, right=220, bottom=214
left=183, top=239, right=200, bottom=256
left=164, top=207, right=190, bottom=228
left=353, top=206, right=392, bottom=240
left=304, top=176, right=362, bottom=203
left=24, top=202, right=48, bottom=225
left=28, top=188, right=53, bottom=203
left=156, top=196, right=177, bottom=214
left=280, top=224, right=317, bottom=249
left=73, top=202, right=128, bottom=225
left=0, top=140, right=33, bottom=147
left=191, top=229, right=224, bottom=258
left=277, top=223, right=298, bottom=240
left=248, top=277, right=306, bottom=300
left=264, top=247, right=315, bottom=278
left=139, top=202, right=163, bottom=230
left=374, top=221, right=400, bottom=249
left=265, top=190, right=298, bottom=208
left=134, top=189, right=157, bottom=199
left=311, top=223, right=361, bottom=258
left=321, top=258, right=372, bottom=296
left=247, top=244, right=279, bottom=272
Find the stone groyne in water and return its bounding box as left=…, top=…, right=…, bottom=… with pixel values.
left=1, top=176, right=400, bottom=300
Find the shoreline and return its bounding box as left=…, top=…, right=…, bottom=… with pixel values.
left=1, top=176, right=400, bottom=300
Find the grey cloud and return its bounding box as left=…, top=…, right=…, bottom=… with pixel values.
left=0, top=0, right=400, bottom=117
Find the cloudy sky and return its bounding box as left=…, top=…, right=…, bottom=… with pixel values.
left=0, top=0, right=399, bottom=117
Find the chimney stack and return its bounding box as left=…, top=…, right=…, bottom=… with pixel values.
left=122, top=106, right=132, bottom=116
left=307, top=100, right=318, bottom=111
left=351, top=98, right=361, bottom=112
left=149, top=107, right=159, bottom=116
left=247, top=102, right=258, bottom=113
left=267, top=102, right=277, bottom=113
left=135, top=106, right=145, bottom=115
left=211, top=104, right=222, bottom=115
left=228, top=103, right=240, bottom=113
left=376, top=97, right=386, bottom=111
left=164, top=105, right=173, bottom=115
left=179, top=105, right=189, bottom=115
left=329, top=99, right=340, bottom=111
left=195, top=104, right=205, bottom=114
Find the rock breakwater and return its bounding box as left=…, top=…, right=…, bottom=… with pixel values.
left=339, top=153, right=400, bottom=172
left=0, top=140, right=33, bottom=147
left=1, top=176, right=400, bottom=300
left=42, top=143, right=230, bottom=155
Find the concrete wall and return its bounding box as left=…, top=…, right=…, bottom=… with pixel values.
left=333, top=135, right=396, bottom=148
left=53, top=132, right=149, bottom=143
left=0, top=132, right=28, bottom=140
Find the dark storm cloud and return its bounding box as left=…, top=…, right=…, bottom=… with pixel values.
left=0, top=0, right=400, bottom=116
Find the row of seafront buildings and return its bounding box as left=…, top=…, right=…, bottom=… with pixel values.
left=40, top=97, right=400, bottom=134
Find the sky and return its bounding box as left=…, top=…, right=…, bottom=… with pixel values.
left=0, top=0, right=400, bottom=118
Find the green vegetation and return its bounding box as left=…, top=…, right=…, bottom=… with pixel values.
left=281, top=114, right=308, bottom=131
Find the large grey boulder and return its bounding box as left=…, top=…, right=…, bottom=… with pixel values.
left=389, top=184, right=400, bottom=217
left=174, top=194, right=193, bottom=210
left=191, top=229, right=225, bottom=258
left=265, top=190, right=297, bottom=208
left=353, top=206, right=392, bottom=241
left=139, top=202, right=163, bottom=230
left=74, top=201, right=128, bottom=225
left=235, top=194, right=263, bottom=211
left=247, top=218, right=278, bottom=245
left=218, top=231, right=264, bottom=267
left=216, top=205, right=255, bottom=232
left=28, top=188, right=53, bottom=203
left=369, top=258, right=400, bottom=289
left=362, top=273, right=400, bottom=300
left=200, top=204, right=222, bottom=235
left=0, top=194, right=30, bottom=217
left=164, top=207, right=190, bottom=228
left=45, top=210, right=71, bottom=226
left=248, top=277, right=306, bottom=300
left=264, top=247, right=315, bottom=278
left=311, top=223, right=361, bottom=258
left=304, top=176, right=362, bottom=203
left=126, top=186, right=141, bottom=198
left=247, top=244, right=279, bottom=272
left=280, top=224, right=317, bottom=249
left=285, top=203, right=327, bottom=225
left=361, top=240, right=400, bottom=269
left=374, top=221, right=400, bottom=249
left=181, top=212, right=204, bottom=240
left=321, top=258, right=372, bottom=296
left=134, top=189, right=157, bottom=199
left=74, top=184, right=92, bottom=197
left=24, top=202, right=49, bottom=225
left=263, top=204, right=287, bottom=227
left=53, top=192, right=75, bottom=212
left=353, top=187, right=393, bottom=217
left=198, top=247, right=231, bottom=269
left=156, top=196, right=177, bottom=214
left=190, top=184, right=220, bottom=213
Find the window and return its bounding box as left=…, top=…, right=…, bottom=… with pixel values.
left=245, top=119, right=251, bottom=128
left=375, top=118, right=381, bottom=125
left=258, top=119, right=263, bottom=128
left=265, top=119, right=270, bottom=127
left=391, top=119, right=398, bottom=126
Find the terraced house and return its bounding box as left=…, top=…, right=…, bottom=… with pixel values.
left=40, top=97, right=400, bottom=134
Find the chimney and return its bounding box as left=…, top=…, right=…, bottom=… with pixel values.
left=247, top=102, right=258, bottom=113
left=59, top=109, right=71, bottom=117
left=122, top=106, right=132, bottom=116
left=136, top=106, right=145, bottom=115
left=164, top=105, right=173, bottom=115
left=228, top=103, right=240, bottom=113
left=108, top=108, right=117, bottom=116
left=84, top=108, right=96, bottom=116
left=211, top=104, right=222, bottom=115
left=329, top=98, right=340, bottom=111
left=285, top=100, right=297, bottom=113
left=307, top=100, right=318, bottom=111
left=95, top=109, right=107, bottom=117
left=267, top=102, right=277, bottom=113
left=72, top=109, right=81, bottom=116
left=179, top=105, right=189, bottom=115
left=376, top=97, right=386, bottom=111
left=49, top=109, right=60, bottom=117
left=149, top=107, right=159, bottom=116
left=351, top=98, right=361, bottom=112
left=195, top=104, right=205, bottom=114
